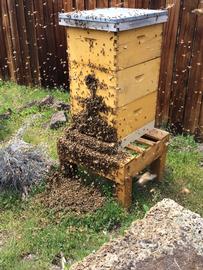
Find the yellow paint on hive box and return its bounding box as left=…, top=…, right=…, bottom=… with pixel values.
left=67, top=23, right=163, bottom=140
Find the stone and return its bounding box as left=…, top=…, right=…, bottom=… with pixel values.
left=54, top=101, right=70, bottom=111
left=38, top=95, right=54, bottom=107
left=70, top=199, right=203, bottom=270
left=50, top=111, right=67, bottom=129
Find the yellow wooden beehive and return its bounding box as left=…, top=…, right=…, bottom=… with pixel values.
left=59, top=8, right=168, bottom=145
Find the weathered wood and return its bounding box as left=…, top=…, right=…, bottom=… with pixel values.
left=116, top=176, right=132, bottom=208
left=126, top=144, right=144, bottom=154
left=169, top=0, right=199, bottom=133
left=117, top=57, right=161, bottom=107
left=156, top=0, right=181, bottom=126
left=150, top=144, right=167, bottom=181
left=0, top=0, right=202, bottom=139
left=0, top=6, right=9, bottom=80
left=149, top=0, right=166, bottom=9
left=86, top=0, right=97, bottom=9
left=183, top=0, right=203, bottom=134
left=76, top=0, right=85, bottom=10
left=1, top=0, right=16, bottom=81
left=116, top=92, right=157, bottom=139
left=7, top=0, right=24, bottom=84
left=96, top=0, right=109, bottom=8
left=24, top=0, right=41, bottom=85
left=15, top=0, right=32, bottom=85
left=117, top=24, right=162, bottom=69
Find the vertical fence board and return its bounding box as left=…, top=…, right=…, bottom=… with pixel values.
left=156, top=0, right=181, bottom=126
left=97, top=0, right=109, bottom=8
left=63, top=0, right=74, bottom=11
left=1, top=0, right=16, bottom=81
left=0, top=0, right=202, bottom=139
left=15, top=0, right=32, bottom=85
left=24, top=0, right=41, bottom=85
left=0, top=5, right=9, bottom=80
left=33, top=0, right=48, bottom=87
left=183, top=0, right=203, bottom=134
left=76, top=0, right=85, bottom=9
left=198, top=101, right=203, bottom=141
left=150, top=0, right=166, bottom=9
left=169, top=0, right=199, bottom=132
left=7, top=0, right=23, bottom=84
left=86, top=0, right=97, bottom=9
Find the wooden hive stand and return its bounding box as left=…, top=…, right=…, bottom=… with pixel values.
left=105, top=128, right=169, bottom=208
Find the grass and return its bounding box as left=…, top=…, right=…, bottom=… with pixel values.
left=0, top=81, right=68, bottom=159
left=0, top=82, right=203, bottom=269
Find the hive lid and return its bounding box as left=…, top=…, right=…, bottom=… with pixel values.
left=59, top=8, right=168, bottom=32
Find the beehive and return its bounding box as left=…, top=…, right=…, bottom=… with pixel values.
left=59, top=8, right=168, bottom=145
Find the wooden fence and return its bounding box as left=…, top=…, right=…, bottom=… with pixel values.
left=0, top=0, right=202, bottom=139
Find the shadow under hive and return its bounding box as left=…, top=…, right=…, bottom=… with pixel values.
left=58, top=8, right=169, bottom=208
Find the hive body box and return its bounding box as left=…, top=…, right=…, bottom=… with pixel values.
left=59, top=8, right=168, bottom=145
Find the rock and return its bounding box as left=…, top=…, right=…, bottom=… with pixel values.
left=54, top=101, right=70, bottom=111
left=180, top=187, right=191, bottom=195
left=0, top=108, right=12, bottom=120
left=21, top=253, right=38, bottom=261
left=38, top=95, right=54, bottom=107
left=50, top=111, right=67, bottom=129
left=70, top=199, right=203, bottom=270
left=50, top=265, right=61, bottom=270
left=198, top=143, right=203, bottom=153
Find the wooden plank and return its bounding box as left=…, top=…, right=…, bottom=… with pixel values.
left=70, top=62, right=117, bottom=112
left=1, top=0, right=16, bottom=81
left=116, top=91, right=157, bottom=139
left=142, top=0, right=150, bottom=8
left=125, top=138, right=168, bottom=176
left=63, top=0, right=74, bottom=11
left=134, top=0, right=143, bottom=8
left=15, top=0, right=32, bottom=86
left=0, top=5, right=9, bottom=80
left=96, top=0, right=109, bottom=8
left=117, top=57, right=160, bottom=107
left=145, top=128, right=169, bottom=141
left=7, top=0, right=24, bottom=84
left=126, top=144, right=144, bottom=154
left=53, top=0, right=69, bottom=89
left=86, top=0, right=97, bottom=9
left=197, top=99, right=203, bottom=141
left=149, top=0, right=166, bottom=9
left=156, top=0, right=181, bottom=126
left=76, top=0, right=85, bottom=10
left=67, top=28, right=117, bottom=70
left=42, top=0, right=58, bottom=87
left=24, top=0, right=41, bottom=85
left=150, top=143, right=167, bottom=180
left=116, top=176, right=132, bottom=208
left=183, top=0, right=203, bottom=134
left=136, top=137, right=155, bottom=146
left=127, top=0, right=135, bottom=8
left=33, top=0, right=48, bottom=87
left=117, top=24, right=163, bottom=69
left=169, top=0, right=199, bottom=132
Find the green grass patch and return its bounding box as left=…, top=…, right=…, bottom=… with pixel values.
left=0, top=81, right=69, bottom=159
left=0, top=82, right=203, bottom=269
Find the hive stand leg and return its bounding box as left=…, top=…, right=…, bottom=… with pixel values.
left=116, top=176, right=132, bottom=209
left=150, top=145, right=167, bottom=181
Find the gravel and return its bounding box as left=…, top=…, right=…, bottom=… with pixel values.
left=71, top=199, right=203, bottom=270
